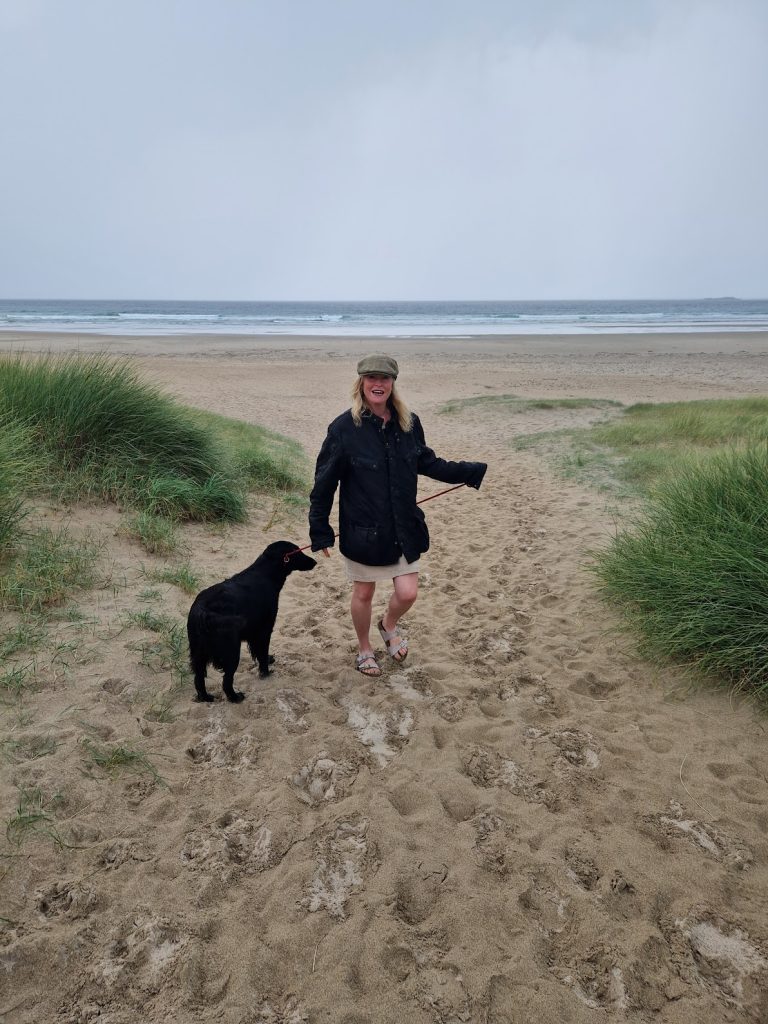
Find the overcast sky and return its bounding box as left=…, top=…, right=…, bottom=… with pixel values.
left=1, top=0, right=766, bottom=300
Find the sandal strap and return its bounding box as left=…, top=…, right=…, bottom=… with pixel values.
left=378, top=618, right=400, bottom=642
left=356, top=653, right=381, bottom=674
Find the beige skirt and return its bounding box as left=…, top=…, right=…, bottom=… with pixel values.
left=341, top=553, right=420, bottom=583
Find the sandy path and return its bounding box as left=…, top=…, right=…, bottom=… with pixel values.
left=1, top=335, right=767, bottom=1023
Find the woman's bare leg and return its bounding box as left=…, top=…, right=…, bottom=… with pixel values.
left=351, top=581, right=377, bottom=653
left=382, top=572, right=418, bottom=635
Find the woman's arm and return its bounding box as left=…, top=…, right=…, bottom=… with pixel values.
left=308, top=428, right=344, bottom=551
left=414, top=415, right=487, bottom=488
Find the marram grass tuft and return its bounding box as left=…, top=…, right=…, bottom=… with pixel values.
left=592, top=443, right=768, bottom=697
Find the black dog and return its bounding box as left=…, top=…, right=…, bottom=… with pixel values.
left=187, top=540, right=316, bottom=703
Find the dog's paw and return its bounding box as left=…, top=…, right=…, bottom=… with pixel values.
left=258, top=668, right=273, bottom=679
left=268, top=654, right=275, bottom=665
left=225, top=690, right=246, bottom=703
left=195, top=692, right=215, bottom=703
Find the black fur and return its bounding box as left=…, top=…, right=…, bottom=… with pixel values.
left=187, top=540, right=316, bottom=703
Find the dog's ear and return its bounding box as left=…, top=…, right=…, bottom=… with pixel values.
left=264, top=540, right=295, bottom=562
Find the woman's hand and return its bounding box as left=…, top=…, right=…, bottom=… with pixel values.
left=322, top=548, right=331, bottom=558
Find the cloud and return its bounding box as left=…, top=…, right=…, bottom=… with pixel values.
left=1, top=0, right=766, bottom=298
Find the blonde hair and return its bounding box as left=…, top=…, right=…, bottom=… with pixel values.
left=351, top=377, right=413, bottom=432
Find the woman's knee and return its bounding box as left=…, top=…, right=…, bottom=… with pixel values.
left=352, top=582, right=376, bottom=605
left=393, top=573, right=418, bottom=605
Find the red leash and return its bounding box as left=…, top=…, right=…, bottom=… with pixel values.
left=283, top=483, right=467, bottom=562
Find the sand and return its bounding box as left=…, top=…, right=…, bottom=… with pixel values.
left=1, top=331, right=767, bottom=1023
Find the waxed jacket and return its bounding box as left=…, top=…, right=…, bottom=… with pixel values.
left=309, top=408, right=487, bottom=565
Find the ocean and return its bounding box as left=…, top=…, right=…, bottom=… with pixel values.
left=1, top=298, right=767, bottom=337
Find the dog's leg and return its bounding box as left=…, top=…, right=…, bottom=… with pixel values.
left=248, top=628, right=275, bottom=679
left=220, top=646, right=245, bottom=703
left=222, top=672, right=245, bottom=703
left=246, top=614, right=276, bottom=679
left=194, top=669, right=214, bottom=703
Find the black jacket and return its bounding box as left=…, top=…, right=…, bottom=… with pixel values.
left=309, top=408, right=487, bottom=565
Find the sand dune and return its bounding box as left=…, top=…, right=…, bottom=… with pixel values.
left=1, top=334, right=767, bottom=1023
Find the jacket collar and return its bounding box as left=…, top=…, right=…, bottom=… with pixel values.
left=362, top=406, right=395, bottom=429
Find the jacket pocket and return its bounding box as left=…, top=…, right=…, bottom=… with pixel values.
left=350, top=521, right=379, bottom=544
left=341, top=520, right=399, bottom=565
left=350, top=455, right=380, bottom=472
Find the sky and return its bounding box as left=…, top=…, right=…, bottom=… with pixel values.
left=1, top=0, right=766, bottom=300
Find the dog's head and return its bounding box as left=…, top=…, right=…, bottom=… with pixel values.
left=265, top=541, right=317, bottom=573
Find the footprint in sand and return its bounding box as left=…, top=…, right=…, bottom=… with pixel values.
left=564, top=847, right=601, bottom=891
left=548, top=729, right=601, bottom=771
left=450, top=625, right=528, bottom=670
left=186, top=712, right=259, bottom=770
left=519, top=869, right=573, bottom=937
left=551, top=945, right=629, bottom=1013
left=98, top=838, right=154, bottom=870
left=289, top=751, right=358, bottom=806
left=387, top=665, right=433, bottom=701
left=522, top=725, right=601, bottom=775
left=181, top=810, right=297, bottom=880
left=275, top=688, right=310, bottom=732
left=461, top=744, right=559, bottom=811
left=36, top=880, right=98, bottom=920
left=341, top=697, right=414, bottom=767
left=647, top=800, right=753, bottom=868
left=304, top=814, right=371, bottom=919
left=392, top=859, right=449, bottom=925
left=568, top=671, right=619, bottom=699
left=382, top=933, right=471, bottom=1022
left=89, top=911, right=187, bottom=993
left=675, top=917, right=768, bottom=1008
left=706, top=763, right=768, bottom=806
left=242, top=998, right=309, bottom=1023
left=434, top=694, right=467, bottom=721
left=471, top=810, right=519, bottom=877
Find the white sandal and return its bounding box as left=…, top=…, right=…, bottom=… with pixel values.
left=356, top=652, right=381, bottom=677
left=377, top=619, right=408, bottom=662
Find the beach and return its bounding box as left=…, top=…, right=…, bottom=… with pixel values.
left=2, top=330, right=768, bottom=1023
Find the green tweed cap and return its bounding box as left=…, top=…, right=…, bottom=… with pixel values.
left=357, top=354, right=399, bottom=378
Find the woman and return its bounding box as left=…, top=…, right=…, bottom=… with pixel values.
left=309, top=354, right=487, bottom=676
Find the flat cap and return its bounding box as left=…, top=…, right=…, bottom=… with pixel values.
left=357, top=354, right=399, bottom=378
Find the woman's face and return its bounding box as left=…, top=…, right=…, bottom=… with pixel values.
left=361, top=373, right=393, bottom=408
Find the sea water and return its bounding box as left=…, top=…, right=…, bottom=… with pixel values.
left=1, top=298, right=767, bottom=337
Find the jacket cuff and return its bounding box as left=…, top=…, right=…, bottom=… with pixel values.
left=467, top=463, right=487, bottom=489
left=311, top=537, right=335, bottom=551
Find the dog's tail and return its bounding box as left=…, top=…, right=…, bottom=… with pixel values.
left=187, top=604, right=248, bottom=675
left=187, top=603, right=210, bottom=681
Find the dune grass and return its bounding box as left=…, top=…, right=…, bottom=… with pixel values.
left=0, top=417, right=39, bottom=553
left=0, top=353, right=246, bottom=520
left=0, top=353, right=309, bottom=528
left=124, top=606, right=191, bottom=687
left=5, top=786, right=64, bottom=849
left=513, top=397, right=768, bottom=496
left=191, top=408, right=308, bottom=493
left=0, top=353, right=310, bottom=602
left=120, top=512, right=180, bottom=556
left=592, top=443, right=768, bottom=698
left=440, top=394, right=621, bottom=415
left=140, top=562, right=201, bottom=595
left=588, top=398, right=768, bottom=493
left=0, top=527, right=101, bottom=612
left=80, top=738, right=166, bottom=785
